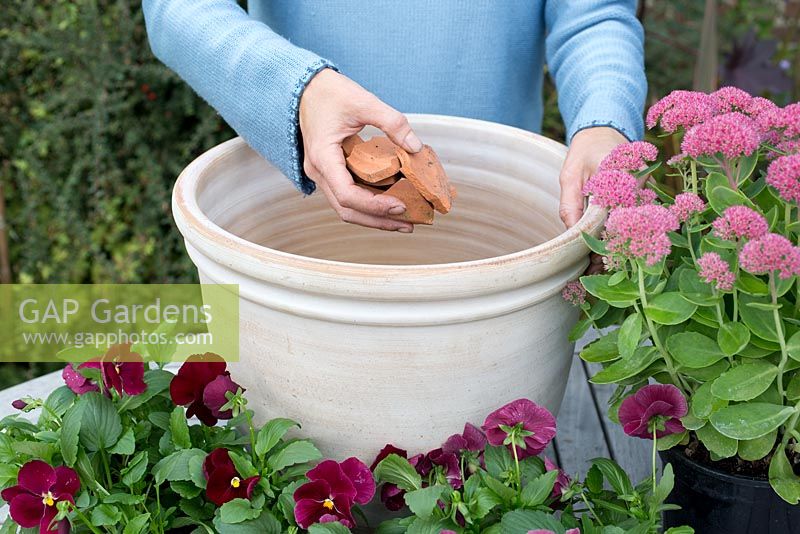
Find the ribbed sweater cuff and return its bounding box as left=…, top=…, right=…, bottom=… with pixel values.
left=288, top=61, right=337, bottom=194
left=568, top=91, right=644, bottom=143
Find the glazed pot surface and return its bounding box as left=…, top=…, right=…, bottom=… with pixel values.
left=661, top=447, right=800, bottom=533
left=172, top=115, right=604, bottom=461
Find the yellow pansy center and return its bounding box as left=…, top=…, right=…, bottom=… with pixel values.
left=41, top=491, right=55, bottom=507
left=322, top=498, right=335, bottom=510
left=230, top=477, right=241, bottom=488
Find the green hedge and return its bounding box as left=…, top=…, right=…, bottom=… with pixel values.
left=1, top=1, right=233, bottom=284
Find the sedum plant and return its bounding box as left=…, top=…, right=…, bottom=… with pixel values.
left=571, top=87, right=800, bottom=503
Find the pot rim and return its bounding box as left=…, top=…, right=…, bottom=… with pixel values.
left=661, top=446, right=772, bottom=488
left=172, top=115, right=605, bottom=285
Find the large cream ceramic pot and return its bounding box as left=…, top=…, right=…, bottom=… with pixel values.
left=172, top=115, right=604, bottom=461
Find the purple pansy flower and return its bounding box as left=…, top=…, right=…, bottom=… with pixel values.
left=618, top=384, right=688, bottom=439
left=482, top=399, right=556, bottom=458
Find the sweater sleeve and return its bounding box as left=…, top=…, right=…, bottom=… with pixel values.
left=142, top=0, right=335, bottom=194
left=544, top=0, right=646, bottom=142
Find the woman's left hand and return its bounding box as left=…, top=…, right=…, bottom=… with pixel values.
left=557, top=126, right=628, bottom=228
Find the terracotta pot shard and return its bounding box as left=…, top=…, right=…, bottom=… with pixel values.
left=353, top=173, right=400, bottom=189
left=346, top=136, right=401, bottom=182
left=383, top=179, right=435, bottom=225
left=341, top=134, right=364, bottom=158
left=396, top=145, right=454, bottom=213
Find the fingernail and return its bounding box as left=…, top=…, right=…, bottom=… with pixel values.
left=397, top=227, right=413, bottom=233
left=389, top=205, right=406, bottom=215
left=403, top=131, right=423, bottom=152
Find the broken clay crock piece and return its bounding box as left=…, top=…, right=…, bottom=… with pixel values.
left=341, top=134, right=364, bottom=158
left=383, top=179, right=435, bottom=225
left=346, top=136, right=401, bottom=183
left=395, top=145, right=453, bottom=213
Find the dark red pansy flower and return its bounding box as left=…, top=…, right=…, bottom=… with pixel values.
left=62, top=362, right=100, bottom=395
left=170, top=353, right=242, bottom=426
left=294, top=458, right=374, bottom=529
left=428, top=448, right=462, bottom=489
left=202, top=374, right=241, bottom=420
left=544, top=456, right=571, bottom=499
left=482, top=399, right=556, bottom=458
left=442, top=423, right=487, bottom=455
left=202, top=448, right=259, bottom=506
left=1, top=460, right=79, bottom=533
left=62, top=344, right=146, bottom=397
left=618, top=384, right=688, bottom=439
left=97, top=344, right=147, bottom=396
left=371, top=445, right=408, bottom=511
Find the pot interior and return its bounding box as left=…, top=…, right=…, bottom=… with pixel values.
left=195, top=121, right=567, bottom=266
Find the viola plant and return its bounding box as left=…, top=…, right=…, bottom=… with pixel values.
left=369, top=398, right=691, bottom=534
left=0, top=343, right=328, bottom=533
left=571, top=86, right=800, bottom=504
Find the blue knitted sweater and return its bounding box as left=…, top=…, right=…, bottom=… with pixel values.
left=143, top=0, right=646, bottom=195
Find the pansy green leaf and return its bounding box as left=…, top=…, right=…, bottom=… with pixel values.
left=404, top=485, right=448, bottom=519
left=375, top=453, right=422, bottom=492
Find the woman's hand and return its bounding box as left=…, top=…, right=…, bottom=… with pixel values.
left=558, top=126, right=628, bottom=274
left=558, top=126, right=628, bottom=227
left=299, top=69, right=422, bottom=232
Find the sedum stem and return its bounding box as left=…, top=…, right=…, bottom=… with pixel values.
left=770, top=273, right=790, bottom=398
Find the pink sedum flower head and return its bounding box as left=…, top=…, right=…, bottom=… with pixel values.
left=712, top=205, right=768, bottom=241
left=583, top=170, right=654, bottom=210
left=482, top=399, right=556, bottom=459
left=618, top=384, right=688, bottom=440
left=561, top=281, right=586, bottom=306
left=667, top=153, right=689, bottom=167
left=712, top=86, right=752, bottom=110
left=681, top=112, right=762, bottom=159
left=773, top=138, right=800, bottom=159
left=598, top=141, right=659, bottom=172
left=646, top=90, right=720, bottom=132
left=604, top=204, right=679, bottom=266
left=774, top=103, right=800, bottom=139
left=739, top=233, right=800, bottom=280
left=766, top=154, right=800, bottom=204
left=670, top=192, right=706, bottom=222
left=697, top=252, right=736, bottom=291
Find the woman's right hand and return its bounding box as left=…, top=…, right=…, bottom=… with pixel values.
left=299, top=69, right=422, bottom=232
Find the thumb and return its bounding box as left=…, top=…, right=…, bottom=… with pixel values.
left=364, top=99, right=423, bottom=153
left=559, top=169, right=586, bottom=228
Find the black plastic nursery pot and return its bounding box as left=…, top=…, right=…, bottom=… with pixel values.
left=660, top=447, right=800, bottom=533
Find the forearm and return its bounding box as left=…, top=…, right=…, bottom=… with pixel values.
left=142, top=0, right=335, bottom=193
left=545, top=0, right=646, bottom=142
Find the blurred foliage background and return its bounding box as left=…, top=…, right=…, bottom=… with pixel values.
left=0, top=0, right=798, bottom=388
